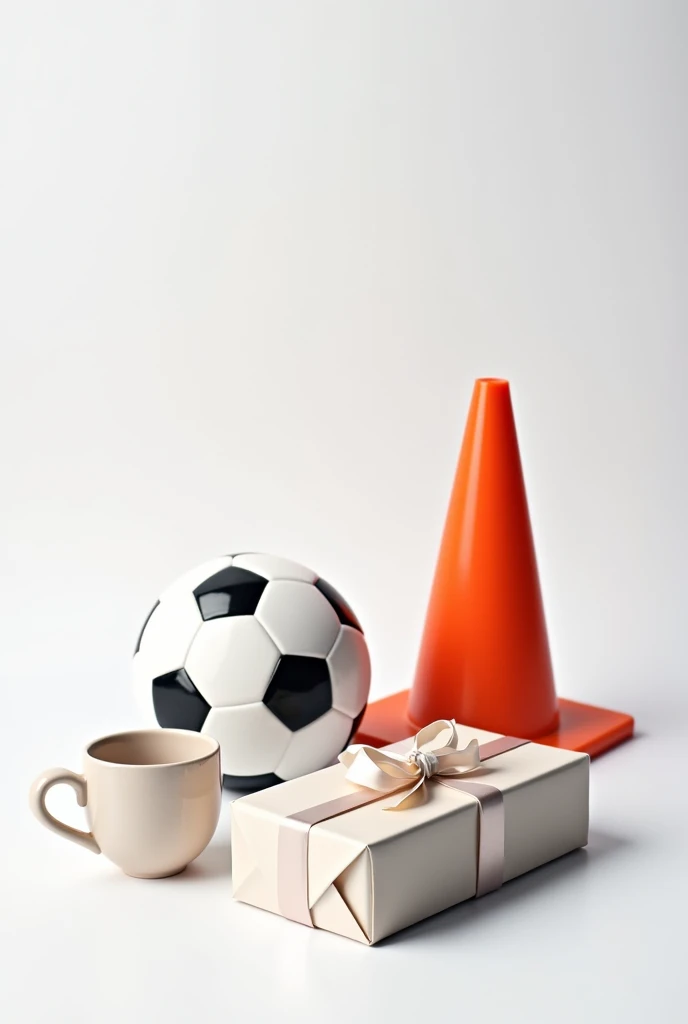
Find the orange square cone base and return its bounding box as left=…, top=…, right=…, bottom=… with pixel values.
left=353, top=690, right=634, bottom=759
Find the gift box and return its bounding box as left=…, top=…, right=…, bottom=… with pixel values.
left=231, top=720, right=589, bottom=945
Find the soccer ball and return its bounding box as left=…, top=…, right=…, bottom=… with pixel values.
left=132, top=553, right=371, bottom=789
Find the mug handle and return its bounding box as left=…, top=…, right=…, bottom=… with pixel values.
left=29, top=768, right=101, bottom=854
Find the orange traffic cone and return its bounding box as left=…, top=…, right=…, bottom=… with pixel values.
left=355, top=378, right=634, bottom=757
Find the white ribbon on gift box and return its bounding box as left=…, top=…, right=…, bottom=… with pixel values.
left=340, top=718, right=483, bottom=810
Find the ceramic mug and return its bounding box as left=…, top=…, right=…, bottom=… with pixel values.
left=29, top=728, right=222, bottom=878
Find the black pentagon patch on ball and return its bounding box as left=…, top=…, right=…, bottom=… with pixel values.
left=315, top=577, right=362, bottom=632
left=152, top=668, right=211, bottom=732
left=263, top=655, right=332, bottom=731
left=134, top=600, right=159, bottom=654
left=222, top=771, right=282, bottom=791
left=193, top=566, right=267, bottom=621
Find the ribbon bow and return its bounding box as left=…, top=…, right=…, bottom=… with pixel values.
left=338, top=719, right=481, bottom=811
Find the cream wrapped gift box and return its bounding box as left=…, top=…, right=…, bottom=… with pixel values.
left=231, top=720, right=589, bottom=945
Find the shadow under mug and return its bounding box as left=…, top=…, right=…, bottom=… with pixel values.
left=29, top=728, right=222, bottom=878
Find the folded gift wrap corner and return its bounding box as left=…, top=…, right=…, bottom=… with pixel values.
left=311, top=849, right=373, bottom=943
left=231, top=722, right=590, bottom=945
left=231, top=764, right=376, bottom=943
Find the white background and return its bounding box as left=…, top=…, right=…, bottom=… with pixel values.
left=1, top=2, right=686, bottom=1022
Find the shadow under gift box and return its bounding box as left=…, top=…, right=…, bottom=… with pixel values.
left=231, top=723, right=590, bottom=945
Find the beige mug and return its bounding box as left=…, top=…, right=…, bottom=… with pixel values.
left=29, top=728, right=222, bottom=878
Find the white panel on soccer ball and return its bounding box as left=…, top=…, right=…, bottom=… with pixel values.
left=132, top=651, right=157, bottom=724
left=202, top=703, right=292, bottom=777
left=184, top=617, right=280, bottom=707
left=137, top=590, right=203, bottom=678
left=327, top=626, right=371, bottom=718
left=276, top=708, right=353, bottom=781
left=232, top=552, right=316, bottom=584
left=256, top=580, right=340, bottom=657
left=158, top=555, right=233, bottom=602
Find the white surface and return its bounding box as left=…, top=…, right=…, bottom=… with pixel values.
left=131, top=651, right=158, bottom=723
left=1, top=1, right=687, bottom=1022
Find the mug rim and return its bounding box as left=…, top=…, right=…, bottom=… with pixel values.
left=86, top=728, right=220, bottom=768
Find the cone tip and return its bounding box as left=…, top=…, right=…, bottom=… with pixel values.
left=475, top=377, right=510, bottom=387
